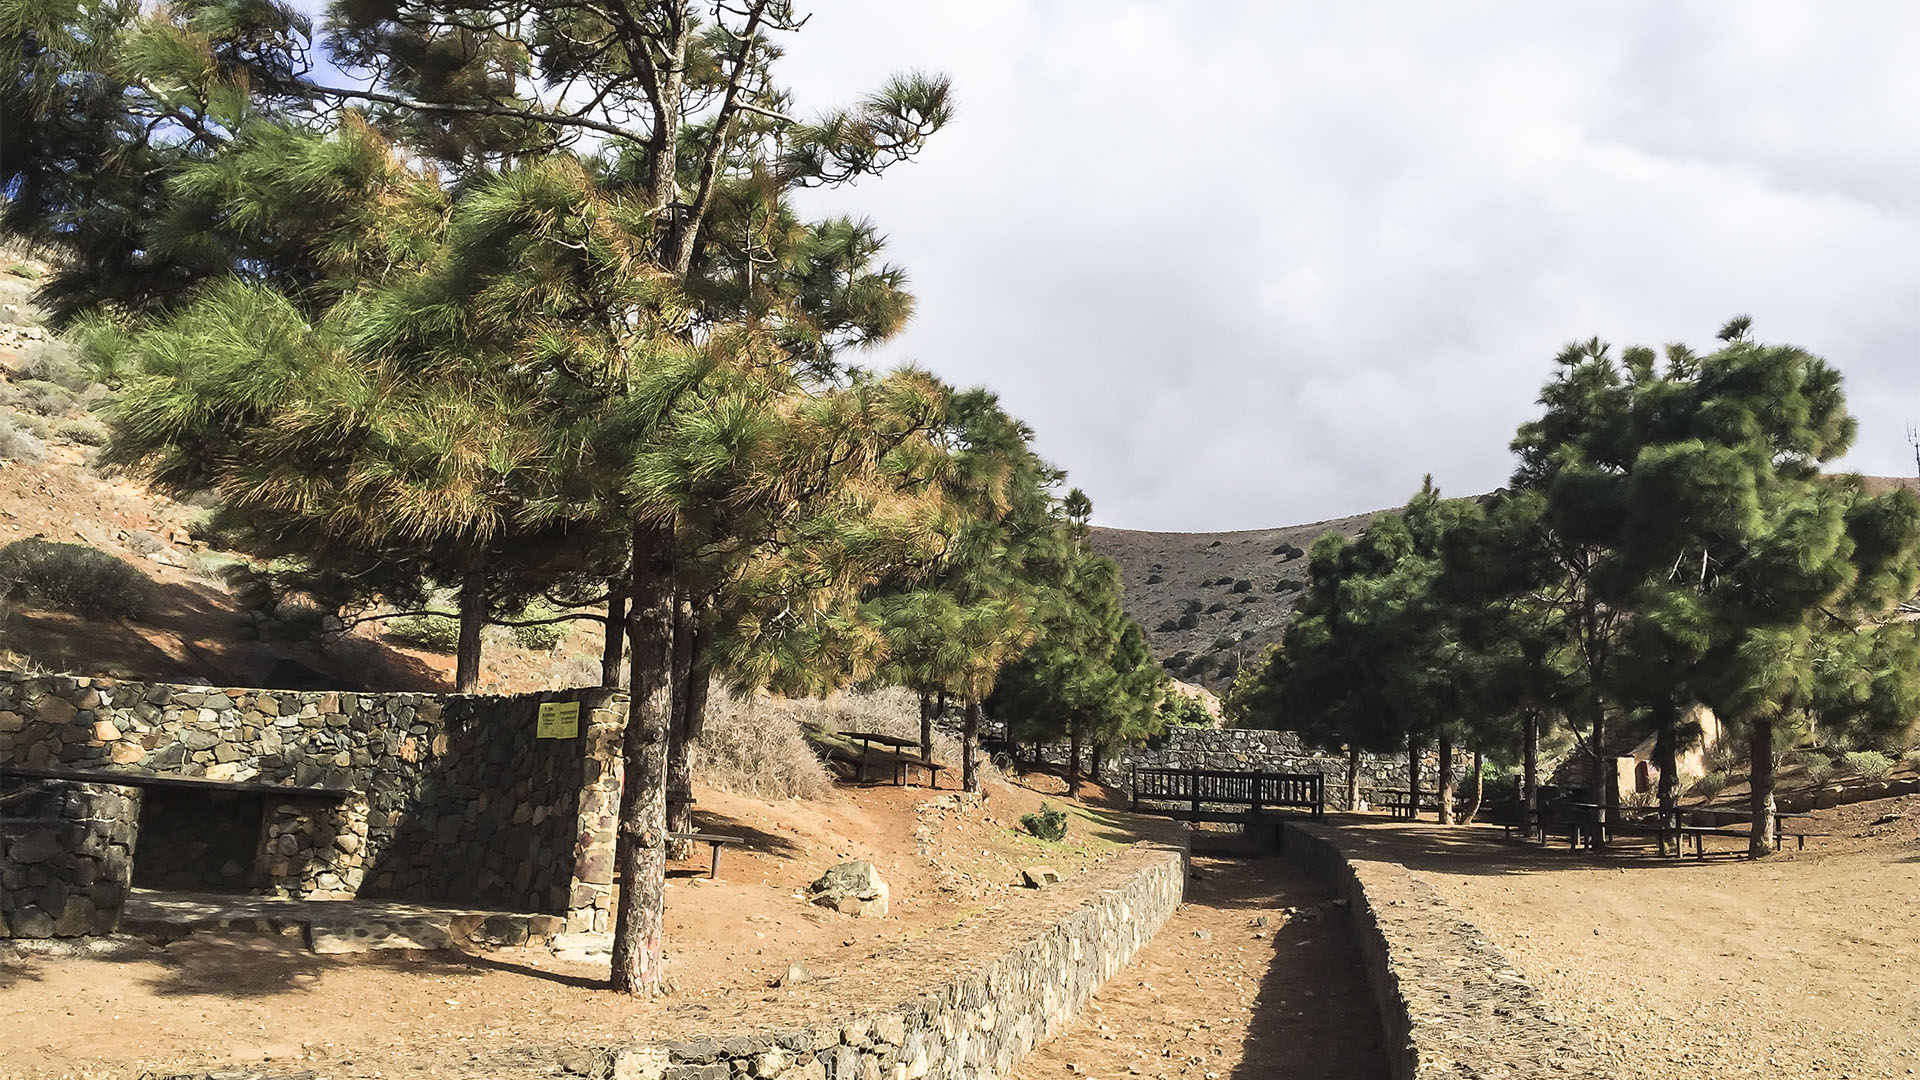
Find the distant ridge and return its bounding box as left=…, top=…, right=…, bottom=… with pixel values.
left=1094, top=475, right=1920, bottom=693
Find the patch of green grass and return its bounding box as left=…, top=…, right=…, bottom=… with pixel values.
left=4, top=262, right=39, bottom=280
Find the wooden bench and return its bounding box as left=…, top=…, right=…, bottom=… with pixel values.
left=1373, top=789, right=1441, bottom=820
left=669, top=831, right=741, bottom=879
left=893, top=756, right=947, bottom=789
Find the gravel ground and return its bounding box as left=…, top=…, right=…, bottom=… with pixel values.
left=1334, top=798, right=1920, bottom=1079
left=1011, top=855, right=1388, bottom=1080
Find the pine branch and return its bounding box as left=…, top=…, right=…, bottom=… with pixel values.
left=304, top=82, right=647, bottom=143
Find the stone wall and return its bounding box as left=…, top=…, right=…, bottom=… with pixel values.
left=0, top=674, right=625, bottom=930
left=601, top=841, right=1189, bottom=1080
left=1280, top=822, right=1616, bottom=1080
left=0, top=779, right=141, bottom=938
left=1108, top=727, right=1470, bottom=811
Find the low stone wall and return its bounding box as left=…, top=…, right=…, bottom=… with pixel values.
left=0, top=780, right=141, bottom=938
left=0, top=674, right=625, bottom=929
left=1280, top=822, right=1615, bottom=1080
left=602, top=841, right=1189, bottom=1080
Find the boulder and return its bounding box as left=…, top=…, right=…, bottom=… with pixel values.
left=1020, top=865, right=1061, bottom=888
left=810, top=860, right=889, bottom=918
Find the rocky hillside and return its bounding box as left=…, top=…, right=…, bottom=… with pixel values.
left=1088, top=509, right=1383, bottom=692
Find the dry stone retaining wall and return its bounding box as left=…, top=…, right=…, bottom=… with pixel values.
left=0, top=674, right=625, bottom=931
left=1110, top=727, right=1471, bottom=811
left=1280, top=822, right=1616, bottom=1080
left=0, top=780, right=141, bottom=938
left=606, top=841, right=1189, bottom=1080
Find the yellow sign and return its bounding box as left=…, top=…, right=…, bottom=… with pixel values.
left=536, top=700, right=581, bottom=739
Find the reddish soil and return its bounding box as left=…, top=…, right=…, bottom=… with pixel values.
left=0, top=777, right=1183, bottom=1080
left=1337, top=795, right=1920, bottom=1078
left=1011, top=856, right=1387, bottom=1080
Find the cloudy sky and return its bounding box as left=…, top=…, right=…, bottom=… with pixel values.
left=768, top=2, right=1920, bottom=531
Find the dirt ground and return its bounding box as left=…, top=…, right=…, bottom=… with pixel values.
left=1336, top=795, right=1920, bottom=1079
left=0, top=776, right=1180, bottom=1080
left=1011, top=855, right=1387, bottom=1080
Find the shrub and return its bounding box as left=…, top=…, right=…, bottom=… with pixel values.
left=1844, top=750, right=1894, bottom=781
left=1181, top=654, right=1210, bottom=676
left=1227, top=610, right=1244, bottom=623
left=14, top=379, right=74, bottom=417
left=1240, top=594, right=1260, bottom=604
left=1274, top=579, right=1304, bottom=594
left=1691, top=770, right=1731, bottom=798
left=1215, top=653, right=1241, bottom=678
left=53, top=418, right=109, bottom=446
left=1145, top=572, right=1164, bottom=585
left=508, top=604, right=568, bottom=650
left=1238, top=628, right=1255, bottom=641
left=1210, top=635, right=1235, bottom=650
left=1019, top=802, right=1069, bottom=842
left=1802, top=755, right=1837, bottom=785
left=0, top=417, right=46, bottom=462
left=20, top=345, right=91, bottom=391
left=1155, top=618, right=1179, bottom=633
left=694, top=692, right=836, bottom=800
left=387, top=611, right=461, bottom=652
left=0, top=539, right=155, bottom=620
left=1164, top=650, right=1194, bottom=671
left=1180, top=598, right=1203, bottom=615
left=1204, top=601, right=1228, bottom=614
left=1231, top=579, right=1252, bottom=593
left=1176, top=612, right=1199, bottom=630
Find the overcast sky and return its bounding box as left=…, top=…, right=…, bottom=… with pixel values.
left=767, top=2, right=1920, bottom=531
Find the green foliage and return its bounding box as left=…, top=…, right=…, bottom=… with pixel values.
left=1176, top=612, right=1199, bottom=630
left=1843, top=750, right=1894, bottom=781
left=0, top=539, right=154, bottom=619
left=1159, top=694, right=1213, bottom=726
left=4, top=262, right=40, bottom=280
left=1164, top=650, right=1194, bottom=672
left=1691, top=770, right=1731, bottom=798
left=1180, top=598, right=1203, bottom=615
left=1019, top=802, right=1068, bottom=842
left=1155, top=618, right=1179, bottom=633
left=1802, top=755, right=1837, bottom=785
left=508, top=605, right=568, bottom=651
left=388, top=612, right=460, bottom=653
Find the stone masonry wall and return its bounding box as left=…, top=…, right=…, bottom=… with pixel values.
left=600, top=841, right=1190, bottom=1080
left=0, top=779, right=141, bottom=938
left=0, top=674, right=625, bottom=926
left=1109, top=727, right=1471, bottom=811
left=1280, top=821, right=1616, bottom=1080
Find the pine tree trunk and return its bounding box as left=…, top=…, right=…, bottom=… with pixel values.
left=1437, top=730, right=1456, bottom=825
left=610, top=526, right=675, bottom=996
left=962, top=699, right=982, bottom=794
left=454, top=571, right=486, bottom=694
left=1749, top=717, right=1777, bottom=858
left=1090, top=743, right=1105, bottom=783
left=601, top=587, right=628, bottom=690
left=1654, top=698, right=1680, bottom=854
left=664, top=592, right=698, bottom=862
left=1463, top=749, right=1484, bottom=824
left=1346, top=744, right=1360, bottom=812
left=1522, top=711, right=1540, bottom=839
left=1066, top=717, right=1082, bottom=797
left=1407, top=735, right=1422, bottom=821
left=1587, top=698, right=1608, bottom=799
left=918, top=692, right=933, bottom=763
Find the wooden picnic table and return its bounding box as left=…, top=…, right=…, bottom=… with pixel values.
left=670, top=831, right=740, bottom=879
left=839, top=731, right=922, bottom=784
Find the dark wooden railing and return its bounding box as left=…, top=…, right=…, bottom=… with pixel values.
left=1129, top=766, right=1325, bottom=820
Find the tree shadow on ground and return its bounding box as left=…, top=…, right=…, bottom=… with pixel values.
left=1186, top=856, right=1389, bottom=1080
left=1322, top=814, right=1751, bottom=878
left=79, top=931, right=608, bottom=999
left=681, top=810, right=802, bottom=859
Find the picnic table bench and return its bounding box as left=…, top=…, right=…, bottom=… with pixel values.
left=839, top=731, right=924, bottom=785
left=1372, top=788, right=1441, bottom=820
left=668, top=831, right=741, bottom=879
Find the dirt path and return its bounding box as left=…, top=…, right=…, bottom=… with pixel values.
left=1011, top=855, right=1387, bottom=1080
left=1335, top=798, right=1920, bottom=1079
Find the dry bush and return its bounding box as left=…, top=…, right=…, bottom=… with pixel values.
left=0, top=416, right=46, bottom=462
left=0, top=538, right=155, bottom=620
left=694, top=692, right=837, bottom=800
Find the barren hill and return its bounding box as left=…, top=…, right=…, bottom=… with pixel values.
left=1087, top=509, right=1383, bottom=692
